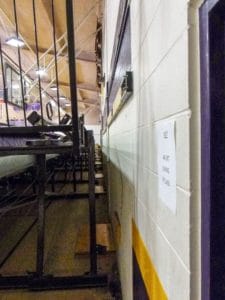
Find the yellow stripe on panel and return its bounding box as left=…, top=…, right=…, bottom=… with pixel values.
left=132, top=220, right=168, bottom=300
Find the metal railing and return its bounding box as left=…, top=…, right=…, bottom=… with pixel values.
left=0, top=0, right=79, bottom=152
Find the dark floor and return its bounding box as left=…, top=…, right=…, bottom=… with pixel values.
left=0, top=172, right=117, bottom=299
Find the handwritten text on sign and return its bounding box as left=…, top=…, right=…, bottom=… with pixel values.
left=156, top=121, right=176, bottom=214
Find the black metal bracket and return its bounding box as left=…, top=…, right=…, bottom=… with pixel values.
left=96, top=244, right=107, bottom=255
left=0, top=274, right=108, bottom=290
left=121, top=71, right=133, bottom=103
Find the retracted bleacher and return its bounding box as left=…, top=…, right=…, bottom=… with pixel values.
left=0, top=0, right=106, bottom=290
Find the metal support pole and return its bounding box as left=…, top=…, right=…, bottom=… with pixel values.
left=51, top=171, right=55, bottom=192
left=65, top=0, right=79, bottom=154
left=36, top=154, right=46, bottom=276
left=64, top=161, right=68, bottom=182
left=72, top=154, right=76, bottom=192
left=88, top=131, right=97, bottom=274
left=32, top=168, right=36, bottom=194
left=51, top=0, right=61, bottom=124
left=80, top=154, right=83, bottom=181
left=32, top=0, right=44, bottom=126
left=13, top=0, right=27, bottom=126
left=0, top=39, right=9, bottom=126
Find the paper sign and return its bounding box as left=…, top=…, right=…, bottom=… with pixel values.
left=156, top=120, right=176, bottom=213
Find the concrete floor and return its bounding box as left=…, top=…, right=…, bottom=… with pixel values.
left=0, top=176, right=117, bottom=299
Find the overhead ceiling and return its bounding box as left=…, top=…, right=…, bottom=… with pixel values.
left=0, top=0, right=103, bottom=124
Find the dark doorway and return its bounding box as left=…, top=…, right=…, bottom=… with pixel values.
left=200, top=0, right=225, bottom=299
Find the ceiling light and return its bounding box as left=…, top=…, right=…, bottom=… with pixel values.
left=12, top=83, right=20, bottom=89
left=36, top=68, right=46, bottom=77
left=5, top=37, right=25, bottom=47
left=65, top=103, right=71, bottom=107
left=59, top=96, right=66, bottom=100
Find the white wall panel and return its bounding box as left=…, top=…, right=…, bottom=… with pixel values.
left=102, top=0, right=200, bottom=298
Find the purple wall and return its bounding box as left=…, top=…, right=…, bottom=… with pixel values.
left=200, top=0, right=225, bottom=299
left=133, top=250, right=149, bottom=300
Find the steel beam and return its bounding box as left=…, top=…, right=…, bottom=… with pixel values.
left=36, top=154, right=46, bottom=276
left=0, top=274, right=108, bottom=290
left=87, top=131, right=97, bottom=274
left=0, top=125, right=72, bottom=135
left=66, top=0, right=79, bottom=154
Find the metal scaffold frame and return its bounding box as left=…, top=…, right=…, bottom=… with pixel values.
left=0, top=0, right=107, bottom=290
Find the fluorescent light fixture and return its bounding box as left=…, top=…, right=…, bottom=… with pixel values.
left=50, top=100, right=57, bottom=107
left=59, top=96, right=66, bottom=100
left=65, top=103, right=71, bottom=107
left=50, top=85, right=58, bottom=91
left=12, top=83, right=20, bottom=89
left=35, top=68, right=46, bottom=77
left=5, top=37, right=25, bottom=47
left=54, top=131, right=66, bottom=137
